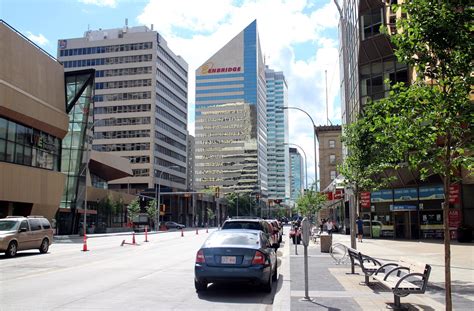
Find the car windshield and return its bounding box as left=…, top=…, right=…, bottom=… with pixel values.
left=0, top=220, right=20, bottom=231
left=204, top=231, right=259, bottom=247
left=222, top=221, right=261, bottom=230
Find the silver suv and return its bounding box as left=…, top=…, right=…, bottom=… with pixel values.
left=0, top=216, right=54, bottom=257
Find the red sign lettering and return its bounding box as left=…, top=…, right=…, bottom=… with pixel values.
left=449, top=184, right=460, bottom=204
left=360, top=192, right=371, bottom=209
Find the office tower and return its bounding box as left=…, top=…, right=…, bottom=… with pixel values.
left=58, top=24, right=189, bottom=194
left=194, top=20, right=267, bottom=199
left=289, top=147, right=304, bottom=202
left=187, top=134, right=195, bottom=191
left=315, top=125, right=342, bottom=191
left=265, top=67, right=289, bottom=202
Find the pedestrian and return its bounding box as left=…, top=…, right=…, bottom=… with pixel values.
left=327, top=219, right=333, bottom=235
left=356, top=216, right=363, bottom=242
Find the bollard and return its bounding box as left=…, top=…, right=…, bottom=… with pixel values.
left=82, top=233, right=89, bottom=252
left=206, top=227, right=208, bottom=233
left=145, top=226, right=149, bottom=242
left=181, top=228, right=184, bottom=237
left=132, top=232, right=136, bottom=245
left=196, top=228, right=199, bottom=235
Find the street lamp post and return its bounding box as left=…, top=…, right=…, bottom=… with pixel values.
left=155, top=165, right=180, bottom=230
left=277, top=106, right=318, bottom=190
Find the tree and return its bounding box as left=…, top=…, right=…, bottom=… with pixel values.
left=146, top=199, right=158, bottom=230
left=206, top=208, right=215, bottom=226
left=225, top=192, right=254, bottom=217
left=295, top=182, right=327, bottom=219
left=127, top=198, right=141, bottom=229
left=372, top=1, right=473, bottom=309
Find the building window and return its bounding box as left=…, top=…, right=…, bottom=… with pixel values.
left=330, top=170, right=337, bottom=180
left=361, top=8, right=383, bottom=40
left=329, top=154, right=336, bottom=164
left=329, top=140, right=336, bottom=148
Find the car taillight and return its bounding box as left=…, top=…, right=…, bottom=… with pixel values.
left=252, top=251, right=265, bottom=265
left=196, top=249, right=205, bottom=263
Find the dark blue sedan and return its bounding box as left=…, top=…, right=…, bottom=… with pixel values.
left=194, top=229, right=278, bottom=292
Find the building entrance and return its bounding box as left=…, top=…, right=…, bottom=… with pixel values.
left=394, top=212, right=410, bottom=239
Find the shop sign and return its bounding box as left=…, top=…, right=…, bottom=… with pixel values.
left=449, top=184, right=460, bottom=204
left=419, top=185, right=444, bottom=200
left=394, top=188, right=418, bottom=201
left=371, top=189, right=393, bottom=203
left=360, top=192, right=371, bottom=209
left=390, top=204, right=417, bottom=211
left=334, top=189, right=344, bottom=199
left=448, top=209, right=461, bottom=229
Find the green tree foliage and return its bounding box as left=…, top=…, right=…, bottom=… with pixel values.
left=368, top=1, right=473, bottom=309
left=127, top=198, right=141, bottom=226
left=206, top=207, right=215, bottom=226
left=295, top=183, right=327, bottom=218
left=146, top=199, right=158, bottom=227
left=225, top=192, right=255, bottom=217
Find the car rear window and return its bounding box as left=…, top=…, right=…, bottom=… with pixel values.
left=222, top=221, right=262, bottom=230
left=29, top=219, right=42, bottom=231
left=40, top=219, right=51, bottom=229
left=205, top=231, right=260, bottom=246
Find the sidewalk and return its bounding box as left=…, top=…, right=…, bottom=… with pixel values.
left=289, top=233, right=474, bottom=310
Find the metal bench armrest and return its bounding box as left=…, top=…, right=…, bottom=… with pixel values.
left=384, top=266, right=410, bottom=280
left=375, top=263, right=399, bottom=275
left=361, top=254, right=381, bottom=265
left=394, top=272, right=425, bottom=291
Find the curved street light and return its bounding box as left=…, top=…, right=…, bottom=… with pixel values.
left=276, top=106, right=318, bottom=190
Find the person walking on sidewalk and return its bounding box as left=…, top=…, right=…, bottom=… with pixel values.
left=356, top=217, right=363, bottom=242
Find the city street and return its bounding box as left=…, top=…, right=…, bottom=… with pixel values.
left=0, top=228, right=287, bottom=311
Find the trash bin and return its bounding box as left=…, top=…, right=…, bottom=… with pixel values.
left=372, top=226, right=381, bottom=238
left=320, top=233, right=332, bottom=253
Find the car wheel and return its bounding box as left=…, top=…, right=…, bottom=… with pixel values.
left=5, top=241, right=17, bottom=258
left=39, top=238, right=49, bottom=254
left=272, top=264, right=278, bottom=282
left=262, top=269, right=272, bottom=293
left=194, top=279, right=208, bottom=292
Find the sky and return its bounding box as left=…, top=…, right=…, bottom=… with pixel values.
left=1, top=0, right=341, bottom=185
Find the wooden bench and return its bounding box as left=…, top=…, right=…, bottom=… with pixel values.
left=346, top=247, right=384, bottom=285
left=373, top=259, right=431, bottom=309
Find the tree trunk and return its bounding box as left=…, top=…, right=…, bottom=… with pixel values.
left=443, top=129, right=452, bottom=311
left=350, top=186, right=358, bottom=249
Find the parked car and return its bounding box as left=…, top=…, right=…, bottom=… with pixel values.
left=266, top=219, right=282, bottom=244
left=362, top=220, right=383, bottom=237
left=164, top=221, right=185, bottom=230
left=194, top=229, right=278, bottom=292
left=0, top=216, right=53, bottom=258
left=221, top=218, right=278, bottom=248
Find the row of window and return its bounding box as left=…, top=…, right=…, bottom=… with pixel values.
left=95, top=66, right=152, bottom=78
left=156, top=93, right=187, bottom=120
left=157, top=68, right=187, bottom=98
left=94, top=91, right=151, bottom=102
left=94, top=129, right=151, bottom=140
left=59, top=42, right=153, bottom=57
left=0, top=117, right=60, bottom=171
left=154, top=157, right=185, bottom=174
left=156, top=107, right=186, bottom=130
left=133, top=168, right=150, bottom=177
left=62, top=54, right=152, bottom=68
left=128, top=155, right=150, bottom=164
left=155, top=132, right=186, bottom=152
left=156, top=120, right=187, bottom=141
left=155, top=144, right=186, bottom=162
left=157, top=45, right=187, bottom=77
left=156, top=82, right=187, bottom=109
left=93, top=142, right=150, bottom=152
left=158, top=60, right=187, bottom=88
left=94, top=104, right=151, bottom=115
left=95, top=79, right=152, bottom=90
left=96, top=117, right=151, bottom=127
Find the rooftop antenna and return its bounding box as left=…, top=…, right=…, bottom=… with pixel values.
left=325, top=70, right=332, bottom=126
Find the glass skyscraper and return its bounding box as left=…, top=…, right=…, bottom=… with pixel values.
left=289, top=147, right=304, bottom=203
left=194, top=20, right=267, bottom=199
left=265, top=67, right=289, bottom=202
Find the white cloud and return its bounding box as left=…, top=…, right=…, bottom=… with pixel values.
left=79, top=0, right=117, bottom=8
left=26, top=32, right=49, bottom=47
left=137, top=0, right=341, bottom=183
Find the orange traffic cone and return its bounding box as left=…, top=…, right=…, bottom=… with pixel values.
left=82, top=234, right=88, bottom=252
left=132, top=232, right=136, bottom=245
left=144, top=226, right=149, bottom=242
left=181, top=228, right=184, bottom=237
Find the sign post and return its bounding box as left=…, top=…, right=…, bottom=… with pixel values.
left=301, top=217, right=312, bottom=301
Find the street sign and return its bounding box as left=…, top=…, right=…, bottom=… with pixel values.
left=301, top=218, right=310, bottom=247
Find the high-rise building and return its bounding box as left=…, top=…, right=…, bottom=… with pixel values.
left=265, top=66, right=289, bottom=202
left=315, top=125, right=342, bottom=192
left=194, top=20, right=267, bottom=199
left=289, top=147, right=304, bottom=203
left=58, top=25, right=189, bottom=194
left=187, top=134, right=195, bottom=191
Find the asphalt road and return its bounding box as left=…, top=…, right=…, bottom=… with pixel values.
left=0, top=228, right=284, bottom=311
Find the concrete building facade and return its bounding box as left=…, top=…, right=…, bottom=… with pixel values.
left=57, top=25, right=189, bottom=195
left=315, top=125, right=342, bottom=192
